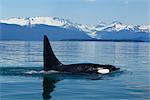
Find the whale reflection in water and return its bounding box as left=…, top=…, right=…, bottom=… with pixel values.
left=42, top=73, right=100, bottom=100
left=42, top=72, right=122, bottom=100
left=42, top=76, right=59, bottom=100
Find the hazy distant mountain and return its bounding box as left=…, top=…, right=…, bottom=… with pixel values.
left=0, top=17, right=149, bottom=41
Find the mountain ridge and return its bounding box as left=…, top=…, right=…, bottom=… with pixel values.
left=1, top=17, right=149, bottom=33
left=0, top=16, right=149, bottom=41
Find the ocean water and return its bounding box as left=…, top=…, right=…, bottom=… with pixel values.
left=0, top=41, right=150, bottom=100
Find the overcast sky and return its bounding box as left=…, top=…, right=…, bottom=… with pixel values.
left=0, top=0, right=149, bottom=25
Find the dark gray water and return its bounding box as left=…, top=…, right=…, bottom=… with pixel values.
left=0, top=41, right=150, bottom=100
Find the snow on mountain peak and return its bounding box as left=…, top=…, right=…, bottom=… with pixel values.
left=92, top=21, right=128, bottom=32
left=100, top=21, right=141, bottom=32
left=111, top=21, right=123, bottom=25
left=139, top=25, right=150, bottom=32
left=0, top=16, right=94, bottom=34
left=0, top=17, right=149, bottom=33
left=95, top=22, right=106, bottom=28
left=0, top=16, right=73, bottom=27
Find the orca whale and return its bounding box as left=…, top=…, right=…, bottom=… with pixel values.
left=43, top=35, right=120, bottom=74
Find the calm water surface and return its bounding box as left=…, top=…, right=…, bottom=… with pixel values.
left=0, top=41, right=150, bottom=100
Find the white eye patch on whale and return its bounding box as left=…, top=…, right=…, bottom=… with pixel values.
left=97, top=68, right=110, bottom=74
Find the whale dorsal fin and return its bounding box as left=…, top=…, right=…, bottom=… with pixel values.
left=43, top=35, right=62, bottom=71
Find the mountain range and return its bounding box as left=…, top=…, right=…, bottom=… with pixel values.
left=0, top=16, right=149, bottom=41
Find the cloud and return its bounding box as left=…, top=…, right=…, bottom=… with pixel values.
left=124, top=1, right=129, bottom=5
left=119, top=0, right=129, bottom=5
left=85, top=0, right=96, bottom=2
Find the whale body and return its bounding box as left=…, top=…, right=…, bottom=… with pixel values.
left=43, top=35, right=120, bottom=74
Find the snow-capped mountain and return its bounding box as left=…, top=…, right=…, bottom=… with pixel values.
left=0, top=16, right=72, bottom=26
left=0, top=17, right=149, bottom=41
left=88, top=21, right=150, bottom=41
left=1, top=17, right=149, bottom=33
left=92, top=21, right=150, bottom=33
left=139, top=25, right=150, bottom=32
left=0, top=17, right=91, bottom=32
left=0, top=17, right=94, bottom=41
left=95, top=22, right=106, bottom=28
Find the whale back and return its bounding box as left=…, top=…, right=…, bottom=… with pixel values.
left=43, top=35, right=62, bottom=71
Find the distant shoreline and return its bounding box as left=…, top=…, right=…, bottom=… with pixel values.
left=0, top=39, right=148, bottom=42
left=60, top=39, right=146, bottom=42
